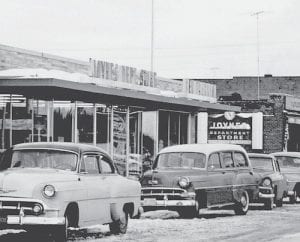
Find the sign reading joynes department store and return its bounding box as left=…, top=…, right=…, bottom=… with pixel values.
left=208, top=112, right=252, bottom=144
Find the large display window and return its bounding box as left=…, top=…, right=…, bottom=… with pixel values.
left=158, top=110, right=189, bottom=151
left=33, top=100, right=48, bottom=142
left=12, top=97, right=32, bottom=145
left=53, top=101, right=74, bottom=142
left=96, top=105, right=111, bottom=152
left=0, top=95, right=11, bottom=150
left=77, top=104, right=94, bottom=144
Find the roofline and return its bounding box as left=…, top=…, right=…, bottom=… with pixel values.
left=0, top=78, right=240, bottom=112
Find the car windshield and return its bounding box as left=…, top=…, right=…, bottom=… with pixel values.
left=249, top=157, right=274, bottom=171
left=155, top=152, right=206, bottom=169
left=11, top=149, right=78, bottom=171
left=275, top=156, right=300, bottom=168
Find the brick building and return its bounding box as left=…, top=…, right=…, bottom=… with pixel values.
left=187, top=75, right=300, bottom=100
left=184, top=77, right=300, bottom=153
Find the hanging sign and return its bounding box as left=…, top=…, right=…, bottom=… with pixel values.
left=208, top=112, right=252, bottom=144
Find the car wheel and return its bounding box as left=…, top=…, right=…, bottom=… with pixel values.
left=109, top=211, right=129, bottom=234
left=177, top=206, right=199, bottom=219
left=275, top=198, right=283, bottom=207
left=234, top=190, right=249, bottom=215
left=264, top=197, right=274, bottom=210
left=289, top=191, right=297, bottom=204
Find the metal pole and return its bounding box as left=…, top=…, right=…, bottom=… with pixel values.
left=150, top=0, right=154, bottom=86
left=252, top=11, right=264, bottom=100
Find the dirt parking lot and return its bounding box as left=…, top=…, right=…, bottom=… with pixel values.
left=1, top=202, right=300, bottom=242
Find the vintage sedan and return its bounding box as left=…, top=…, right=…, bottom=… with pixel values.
left=0, top=142, right=141, bottom=241
left=272, top=152, right=300, bottom=203
left=248, top=153, right=287, bottom=209
left=140, top=144, right=260, bottom=218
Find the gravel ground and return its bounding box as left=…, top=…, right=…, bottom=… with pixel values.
left=1, top=202, right=300, bottom=242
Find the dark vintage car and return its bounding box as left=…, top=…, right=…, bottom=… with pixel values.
left=140, top=144, right=260, bottom=218
left=272, top=152, right=300, bottom=203
left=248, top=153, right=287, bottom=209
left=0, top=142, right=141, bottom=241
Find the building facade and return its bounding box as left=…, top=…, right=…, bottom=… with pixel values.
left=0, top=44, right=240, bottom=176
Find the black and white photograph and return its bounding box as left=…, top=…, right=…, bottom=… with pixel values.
left=0, top=0, right=300, bottom=241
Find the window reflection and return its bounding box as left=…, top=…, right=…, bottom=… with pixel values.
left=77, top=104, right=94, bottom=144
left=53, top=101, right=74, bottom=142
left=0, top=95, right=11, bottom=150
left=113, top=107, right=127, bottom=175
left=96, top=105, right=111, bottom=152
left=158, top=111, right=189, bottom=151
left=142, top=111, right=157, bottom=172
left=12, top=97, right=32, bottom=145
left=33, top=100, right=48, bottom=142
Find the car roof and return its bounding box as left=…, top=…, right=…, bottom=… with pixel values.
left=158, top=144, right=246, bottom=155
left=248, top=153, right=275, bottom=159
left=271, top=152, right=300, bottom=158
left=11, top=142, right=109, bottom=156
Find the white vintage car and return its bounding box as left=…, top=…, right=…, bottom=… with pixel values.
left=0, top=142, right=141, bottom=241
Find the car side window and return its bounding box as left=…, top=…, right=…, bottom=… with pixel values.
left=100, top=155, right=114, bottom=174
left=81, top=155, right=100, bottom=174
left=222, top=152, right=234, bottom=168
left=208, top=153, right=222, bottom=170
left=233, top=152, right=248, bottom=167
left=275, top=160, right=281, bottom=172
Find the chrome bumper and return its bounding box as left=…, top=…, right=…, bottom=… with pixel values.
left=141, top=199, right=196, bottom=207
left=5, top=215, right=65, bottom=225
left=287, top=190, right=296, bottom=196
left=259, top=192, right=275, bottom=199
left=0, top=197, right=63, bottom=226
left=258, top=186, right=275, bottom=199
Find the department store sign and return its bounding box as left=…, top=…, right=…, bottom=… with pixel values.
left=208, top=112, right=252, bottom=144
left=89, top=59, right=157, bottom=87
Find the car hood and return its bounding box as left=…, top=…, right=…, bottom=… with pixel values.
left=0, top=168, right=77, bottom=198
left=253, top=168, right=275, bottom=177
left=140, top=168, right=206, bottom=188
left=280, top=167, right=300, bottom=181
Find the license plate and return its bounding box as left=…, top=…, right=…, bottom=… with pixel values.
left=0, top=216, right=7, bottom=224
left=143, top=198, right=157, bottom=206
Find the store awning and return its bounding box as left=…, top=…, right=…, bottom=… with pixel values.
left=0, top=78, right=240, bottom=113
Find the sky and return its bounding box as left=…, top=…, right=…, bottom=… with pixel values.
left=0, top=0, right=300, bottom=79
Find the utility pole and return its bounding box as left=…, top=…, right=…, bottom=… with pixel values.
left=150, top=0, right=154, bottom=87
left=252, top=11, right=264, bottom=100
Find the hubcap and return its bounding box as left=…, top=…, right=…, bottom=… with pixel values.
left=241, top=196, right=247, bottom=207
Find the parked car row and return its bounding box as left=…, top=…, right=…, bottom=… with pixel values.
left=140, top=145, right=300, bottom=217
left=0, top=142, right=300, bottom=242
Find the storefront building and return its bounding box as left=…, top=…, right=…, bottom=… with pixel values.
left=0, top=44, right=240, bottom=175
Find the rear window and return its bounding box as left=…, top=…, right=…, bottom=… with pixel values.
left=249, top=157, right=274, bottom=171
left=275, top=156, right=300, bottom=168
left=155, top=152, right=206, bottom=169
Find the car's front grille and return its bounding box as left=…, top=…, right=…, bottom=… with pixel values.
left=141, top=187, right=186, bottom=200
left=0, top=200, right=43, bottom=216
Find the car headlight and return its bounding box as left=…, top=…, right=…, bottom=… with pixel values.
left=178, top=177, right=190, bottom=188
left=262, top=178, right=272, bottom=187
left=43, top=185, right=56, bottom=198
